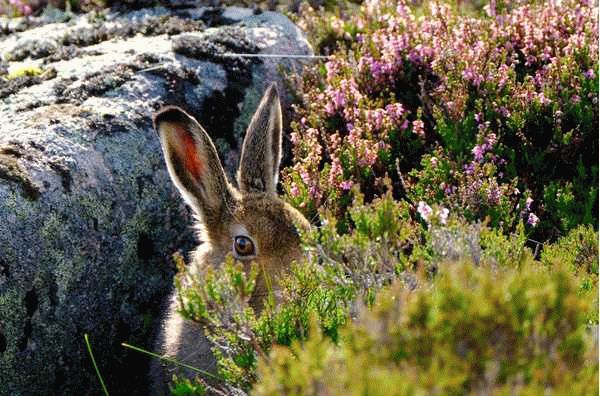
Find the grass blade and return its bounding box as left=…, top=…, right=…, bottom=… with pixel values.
left=121, top=342, right=222, bottom=381
left=84, top=333, right=109, bottom=396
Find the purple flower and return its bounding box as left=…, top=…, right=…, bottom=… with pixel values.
left=584, top=69, right=595, bottom=79
left=290, top=183, right=300, bottom=197
left=525, top=197, right=533, bottom=211
left=412, top=120, right=425, bottom=137
left=385, top=103, right=406, bottom=122
left=340, top=180, right=353, bottom=190
left=527, top=213, right=540, bottom=227
left=488, top=186, right=501, bottom=205
left=472, top=144, right=486, bottom=161
left=309, top=185, right=322, bottom=200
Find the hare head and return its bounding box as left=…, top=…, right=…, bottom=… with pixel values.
left=153, top=83, right=309, bottom=305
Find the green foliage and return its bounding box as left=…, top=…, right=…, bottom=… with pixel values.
left=172, top=194, right=598, bottom=394
left=169, top=376, right=206, bottom=396
left=542, top=224, right=599, bottom=278
left=254, top=261, right=598, bottom=395
left=541, top=224, right=599, bottom=325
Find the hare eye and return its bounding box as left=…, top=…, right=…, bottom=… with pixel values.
left=233, top=236, right=255, bottom=257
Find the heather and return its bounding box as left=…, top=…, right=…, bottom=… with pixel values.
left=165, top=1, right=598, bottom=395
left=2, top=0, right=595, bottom=393
left=172, top=193, right=598, bottom=394
left=285, top=0, right=598, bottom=241
left=254, top=261, right=598, bottom=395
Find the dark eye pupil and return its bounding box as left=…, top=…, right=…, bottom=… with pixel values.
left=234, top=236, right=254, bottom=256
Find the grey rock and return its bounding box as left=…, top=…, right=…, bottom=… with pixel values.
left=0, top=5, right=311, bottom=395
left=221, top=6, right=256, bottom=22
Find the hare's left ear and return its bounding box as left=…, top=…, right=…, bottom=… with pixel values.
left=237, top=83, right=282, bottom=193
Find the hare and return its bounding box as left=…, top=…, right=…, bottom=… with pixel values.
left=149, top=83, right=310, bottom=393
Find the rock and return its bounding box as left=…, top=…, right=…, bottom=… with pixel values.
left=0, top=5, right=311, bottom=395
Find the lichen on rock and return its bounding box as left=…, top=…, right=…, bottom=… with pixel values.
left=0, top=4, right=311, bottom=395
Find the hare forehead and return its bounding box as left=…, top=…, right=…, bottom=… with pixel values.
left=229, top=198, right=302, bottom=250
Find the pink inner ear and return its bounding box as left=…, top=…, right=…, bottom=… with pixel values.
left=175, top=126, right=203, bottom=179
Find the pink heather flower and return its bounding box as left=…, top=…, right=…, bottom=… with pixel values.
left=538, top=93, right=551, bottom=105
left=309, top=185, right=321, bottom=200
left=417, top=201, right=433, bottom=222
left=462, top=67, right=475, bottom=81
left=325, top=60, right=339, bottom=81
left=328, top=158, right=343, bottom=184
left=525, top=197, right=534, bottom=211
left=527, top=213, right=540, bottom=227
left=571, top=95, right=581, bottom=103
left=443, top=184, right=457, bottom=195
left=478, top=121, right=491, bottom=131
left=332, top=89, right=345, bottom=108
left=584, top=69, right=595, bottom=79
left=348, top=126, right=361, bottom=145
left=290, top=183, right=300, bottom=197
left=412, top=119, right=425, bottom=137
left=472, top=144, right=486, bottom=161
left=498, top=106, right=510, bottom=117
left=299, top=170, right=311, bottom=185
left=366, top=109, right=385, bottom=130
left=358, top=145, right=378, bottom=167
left=486, top=133, right=497, bottom=146
left=305, top=128, right=319, bottom=138
left=290, top=132, right=300, bottom=145
left=488, top=186, right=501, bottom=205
left=325, top=102, right=335, bottom=115
left=329, top=133, right=341, bottom=149
left=464, top=162, right=476, bottom=174
left=385, top=103, right=406, bottom=122
left=340, top=180, right=353, bottom=190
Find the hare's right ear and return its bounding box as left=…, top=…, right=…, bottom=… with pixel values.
left=154, top=106, right=232, bottom=222
left=237, top=83, right=282, bottom=194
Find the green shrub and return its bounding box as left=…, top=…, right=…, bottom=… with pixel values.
left=254, top=261, right=598, bottom=395
left=542, top=224, right=599, bottom=278
left=170, top=193, right=597, bottom=394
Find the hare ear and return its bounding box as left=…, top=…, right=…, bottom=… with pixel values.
left=154, top=106, right=232, bottom=222
left=237, top=83, right=282, bottom=193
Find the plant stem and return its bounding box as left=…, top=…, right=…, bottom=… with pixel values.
left=121, top=342, right=222, bottom=381
left=84, top=334, right=109, bottom=396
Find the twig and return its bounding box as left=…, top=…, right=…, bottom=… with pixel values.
left=221, top=53, right=329, bottom=59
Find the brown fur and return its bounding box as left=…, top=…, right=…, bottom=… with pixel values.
left=150, top=84, right=309, bottom=393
